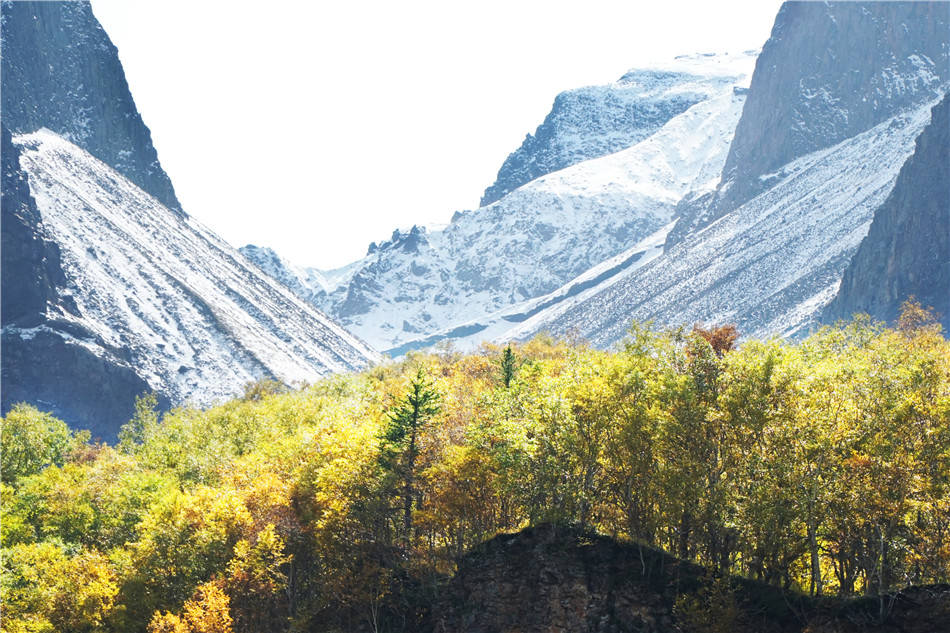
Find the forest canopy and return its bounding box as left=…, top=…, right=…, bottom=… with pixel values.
left=2, top=305, right=948, bottom=633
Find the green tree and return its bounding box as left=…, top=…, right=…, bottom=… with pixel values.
left=1, top=404, right=75, bottom=486
left=118, top=393, right=160, bottom=452
left=379, top=367, right=441, bottom=539
left=500, top=344, right=517, bottom=389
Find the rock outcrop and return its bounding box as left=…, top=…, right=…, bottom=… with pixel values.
left=432, top=525, right=950, bottom=633
left=824, top=94, right=950, bottom=328
left=1, top=0, right=182, bottom=212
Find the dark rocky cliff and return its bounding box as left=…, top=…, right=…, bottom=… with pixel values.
left=0, top=0, right=182, bottom=212
left=824, top=95, right=950, bottom=328
left=0, top=125, right=67, bottom=325
left=0, top=0, right=178, bottom=437
left=432, top=525, right=950, bottom=633
left=668, top=1, right=949, bottom=245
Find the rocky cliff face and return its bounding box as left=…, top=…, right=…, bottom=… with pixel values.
left=667, top=1, right=949, bottom=245
left=480, top=53, right=754, bottom=206
left=1, top=125, right=65, bottom=325
left=824, top=95, right=950, bottom=328
left=0, top=0, right=181, bottom=212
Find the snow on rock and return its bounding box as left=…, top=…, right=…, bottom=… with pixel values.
left=386, top=221, right=675, bottom=356
left=306, top=78, right=750, bottom=352
left=241, top=52, right=757, bottom=353
left=481, top=51, right=758, bottom=205
left=10, top=129, right=380, bottom=411
left=507, top=99, right=939, bottom=347
left=239, top=244, right=333, bottom=298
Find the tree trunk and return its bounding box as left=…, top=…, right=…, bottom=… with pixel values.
left=403, top=423, right=417, bottom=539
left=808, top=521, right=823, bottom=596
left=679, top=510, right=692, bottom=560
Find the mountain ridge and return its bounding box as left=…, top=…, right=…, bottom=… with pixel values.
left=3, top=129, right=380, bottom=438
left=242, top=52, right=757, bottom=351
left=480, top=51, right=756, bottom=206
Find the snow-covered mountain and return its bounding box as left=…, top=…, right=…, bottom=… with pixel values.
left=245, top=3, right=947, bottom=355
left=499, top=1, right=949, bottom=347
left=1, top=2, right=379, bottom=438
left=480, top=52, right=757, bottom=206
left=243, top=52, right=757, bottom=352
left=501, top=98, right=939, bottom=345
left=2, top=129, right=379, bottom=438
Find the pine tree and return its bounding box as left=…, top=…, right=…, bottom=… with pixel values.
left=379, top=367, right=441, bottom=538
left=500, top=344, right=516, bottom=388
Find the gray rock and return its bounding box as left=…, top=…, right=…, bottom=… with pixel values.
left=1, top=0, right=181, bottom=212
left=824, top=94, right=950, bottom=328
left=668, top=1, right=949, bottom=246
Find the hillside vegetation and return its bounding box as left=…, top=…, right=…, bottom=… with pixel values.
left=2, top=304, right=948, bottom=633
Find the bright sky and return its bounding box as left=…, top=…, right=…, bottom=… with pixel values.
left=91, top=0, right=783, bottom=270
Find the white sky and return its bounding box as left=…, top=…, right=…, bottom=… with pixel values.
left=91, top=0, right=783, bottom=270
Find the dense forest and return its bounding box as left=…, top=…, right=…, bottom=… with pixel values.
left=2, top=304, right=948, bottom=633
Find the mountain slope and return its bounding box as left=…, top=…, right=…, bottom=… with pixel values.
left=824, top=94, right=950, bottom=328
left=504, top=99, right=938, bottom=346
left=668, top=1, right=949, bottom=244
left=244, top=53, right=756, bottom=352
left=2, top=130, right=379, bottom=438
left=480, top=52, right=756, bottom=206
left=1, top=0, right=182, bottom=212
left=499, top=1, right=949, bottom=348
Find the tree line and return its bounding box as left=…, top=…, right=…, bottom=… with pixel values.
left=1, top=304, right=948, bottom=633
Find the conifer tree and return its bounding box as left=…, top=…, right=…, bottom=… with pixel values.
left=379, top=367, right=441, bottom=539
left=500, top=344, right=517, bottom=388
